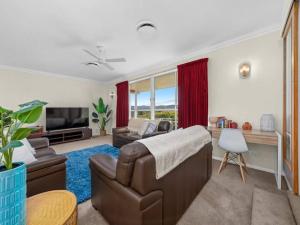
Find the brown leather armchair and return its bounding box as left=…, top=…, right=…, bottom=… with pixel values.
left=113, top=120, right=172, bottom=148
left=89, top=141, right=212, bottom=225
left=27, top=138, right=67, bottom=197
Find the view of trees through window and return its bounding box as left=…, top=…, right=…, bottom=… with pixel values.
left=129, top=71, right=177, bottom=129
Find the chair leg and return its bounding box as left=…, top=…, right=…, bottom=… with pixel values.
left=240, top=154, right=248, bottom=174
left=238, top=154, right=246, bottom=183
left=218, top=152, right=228, bottom=174
left=224, top=152, right=229, bottom=168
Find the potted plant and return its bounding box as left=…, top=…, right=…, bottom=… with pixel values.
left=92, top=97, right=112, bottom=136
left=0, top=100, right=47, bottom=225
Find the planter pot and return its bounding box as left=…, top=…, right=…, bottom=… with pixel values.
left=0, top=162, right=26, bottom=225
left=100, top=130, right=107, bottom=136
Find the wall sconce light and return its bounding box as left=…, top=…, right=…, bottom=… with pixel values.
left=109, top=90, right=116, bottom=98
left=239, top=63, right=251, bottom=79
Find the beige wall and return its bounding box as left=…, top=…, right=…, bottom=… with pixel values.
left=207, top=31, right=283, bottom=172
left=0, top=69, right=110, bottom=136
left=110, top=31, right=283, bottom=173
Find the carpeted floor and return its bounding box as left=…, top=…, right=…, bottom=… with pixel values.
left=53, top=136, right=287, bottom=225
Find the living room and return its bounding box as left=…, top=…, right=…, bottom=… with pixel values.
left=0, top=0, right=299, bottom=225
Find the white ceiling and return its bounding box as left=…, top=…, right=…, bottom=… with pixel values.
left=0, top=0, right=284, bottom=82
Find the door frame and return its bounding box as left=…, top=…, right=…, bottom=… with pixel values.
left=282, top=0, right=299, bottom=194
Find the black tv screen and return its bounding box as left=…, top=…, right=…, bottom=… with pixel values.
left=46, top=107, right=89, bottom=131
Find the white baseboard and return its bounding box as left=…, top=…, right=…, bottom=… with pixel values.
left=212, top=156, right=276, bottom=174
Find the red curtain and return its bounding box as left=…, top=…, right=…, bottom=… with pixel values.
left=116, top=81, right=129, bottom=127
left=177, top=58, right=208, bottom=128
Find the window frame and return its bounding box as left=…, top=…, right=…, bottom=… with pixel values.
left=129, top=69, right=178, bottom=128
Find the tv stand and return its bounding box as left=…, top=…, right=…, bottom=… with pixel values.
left=29, top=127, right=92, bottom=145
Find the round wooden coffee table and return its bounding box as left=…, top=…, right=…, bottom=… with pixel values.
left=27, top=190, right=77, bottom=225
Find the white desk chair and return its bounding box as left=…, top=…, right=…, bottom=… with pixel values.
left=218, top=128, right=249, bottom=183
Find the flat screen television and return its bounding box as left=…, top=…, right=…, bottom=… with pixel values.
left=46, top=107, right=89, bottom=131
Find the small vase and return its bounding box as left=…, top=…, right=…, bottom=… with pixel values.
left=0, top=162, right=26, bottom=225
left=260, top=114, right=275, bottom=132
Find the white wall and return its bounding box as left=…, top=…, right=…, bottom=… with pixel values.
left=0, top=68, right=110, bottom=136
left=110, top=31, right=283, bottom=173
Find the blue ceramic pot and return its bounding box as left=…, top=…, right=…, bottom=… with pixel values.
left=0, top=162, right=26, bottom=225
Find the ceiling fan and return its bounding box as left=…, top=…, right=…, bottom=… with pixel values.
left=83, top=45, right=126, bottom=71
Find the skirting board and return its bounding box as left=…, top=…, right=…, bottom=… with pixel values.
left=212, top=155, right=276, bottom=174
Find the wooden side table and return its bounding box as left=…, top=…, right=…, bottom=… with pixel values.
left=27, top=190, right=77, bottom=225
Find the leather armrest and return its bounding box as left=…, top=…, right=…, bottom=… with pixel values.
left=113, top=127, right=130, bottom=134
left=142, top=131, right=167, bottom=139
left=90, top=155, right=117, bottom=180
left=28, top=138, right=49, bottom=150
left=27, top=154, right=66, bottom=173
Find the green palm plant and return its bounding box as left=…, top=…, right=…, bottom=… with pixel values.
left=0, top=100, right=47, bottom=170
left=92, top=97, right=112, bottom=134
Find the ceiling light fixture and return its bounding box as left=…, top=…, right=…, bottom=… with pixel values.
left=136, top=21, right=157, bottom=39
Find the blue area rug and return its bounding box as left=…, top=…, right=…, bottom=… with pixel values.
left=64, top=144, right=120, bottom=203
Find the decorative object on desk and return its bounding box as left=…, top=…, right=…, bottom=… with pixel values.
left=217, top=116, right=226, bottom=128
left=229, top=121, right=238, bottom=129
left=92, top=97, right=112, bottom=136
left=239, top=62, right=251, bottom=79
left=242, top=122, right=252, bottom=130
left=0, top=100, right=47, bottom=225
left=260, top=114, right=275, bottom=132
left=209, top=116, right=218, bottom=128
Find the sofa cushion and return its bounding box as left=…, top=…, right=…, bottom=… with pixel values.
left=138, top=121, right=150, bottom=136
left=13, top=142, right=37, bottom=164
left=116, top=142, right=149, bottom=186
left=34, top=147, right=56, bottom=158
left=90, top=155, right=117, bottom=180
left=128, top=118, right=145, bottom=134
left=27, top=154, right=66, bottom=174
left=144, top=122, right=157, bottom=135
left=158, top=121, right=171, bottom=132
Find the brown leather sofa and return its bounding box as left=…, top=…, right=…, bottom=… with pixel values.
left=90, top=141, right=212, bottom=225
left=113, top=120, right=172, bottom=148
left=27, top=138, right=67, bottom=197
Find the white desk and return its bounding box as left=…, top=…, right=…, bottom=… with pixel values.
left=207, top=127, right=282, bottom=189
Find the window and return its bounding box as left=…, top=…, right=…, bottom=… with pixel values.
left=154, top=72, right=177, bottom=129
left=129, top=71, right=177, bottom=129
left=129, top=78, right=151, bottom=119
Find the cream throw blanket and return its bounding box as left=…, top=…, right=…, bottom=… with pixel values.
left=137, top=125, right=211, bottom=179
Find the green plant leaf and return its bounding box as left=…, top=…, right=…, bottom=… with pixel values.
left=106, top=109, right=112, bottom=118
left=92, top=118, right=99, bottom=123
left=104, top=104, right=108, bottom=113
left=12, top=100, right=47, bottom=123
left=0, top=106, right=11, bottom=114
left=0, top=140, right=23, bottom=153
left=11, top=128, right=34, bottom=140
left=92, top=112, right=98, bottom=118
left=92, top=103, right=99, bottom=112
left=15, top=106, right=43, bottom=124
left=18, top=100, right=47, bottom=108
left=98, top=98, right=105, bottom=113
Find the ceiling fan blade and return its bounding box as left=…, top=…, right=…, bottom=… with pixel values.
left=102, top=63, right=114, bottom=71
left=83, top=49, right=101, bottom=60
left=105, top=58, right=126, bottom=62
